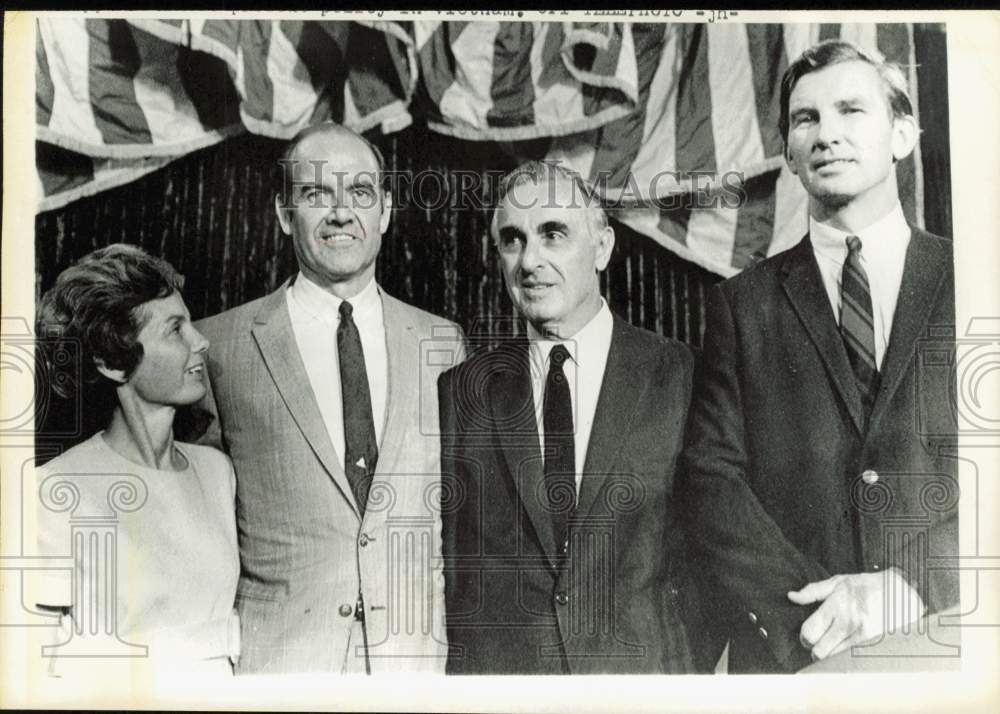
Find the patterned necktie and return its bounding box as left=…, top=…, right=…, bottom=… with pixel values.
left=338, top=300, right=378, bottom=515
left=840, top=235, right=879, bottom=419
left=543, top=344, right=575, bottom=555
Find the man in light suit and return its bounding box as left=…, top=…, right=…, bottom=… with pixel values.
left=196, top=122, right=464, bottom=673
left=680, top=40, right=958, bottom=673
left=438, top=161, right=711, bottom=674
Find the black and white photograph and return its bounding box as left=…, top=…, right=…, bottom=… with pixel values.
left=0, top=8, right=997, bottom=712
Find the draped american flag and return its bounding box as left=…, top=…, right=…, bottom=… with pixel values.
left=35, top=18, right=923, bottom=277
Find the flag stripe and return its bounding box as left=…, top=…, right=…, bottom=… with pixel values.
left=905, top=23, right=925, bottom=228
left=87, top=19, right=152, bottom=145
left=416, top=21, right=458, bottom=109
left=40, top=18, right=108, bottom=148
left=36, top=141, right=95, bottom=199
left=771, top=165, right=809, bottom=257
left=708, top=24, right=765, bottom=173
left=745, top=24, right=787, bottom=159
left=487, top=22, right=535, bottom=128
left=131, top=27, right=217, bottom=145
left=675, top=25, right=716, bottom=174
left=876, top=23, right=918, bottom=224
left=588, top=23, right=667, bottom=189
left=839, top=24, right=878, bottom=51
left=284, top=21, right=346, bottom=90
left=657, top=205, right=692, bottom=247
left=575, top=23, right=620, bottom=117
left=36, top=18, right=931, bottom=281
left=264, top=22, right=320, bottom=135
left=237, top=22, right=276, bottom=125
left=531, top=23, right=582, bottom=130
left=688, top=202, right=738, bottom=270
left=285, top=21, right=346, bottom=126
left=36, top=21, right=54, bottom=126
left=175, top=45, right=242, bottom=131
left=535, top=21, right=566, bottom=87
left=731, top=170, right=779, bottom=270
left=347, top=24, right=410, bottom=129
left=819, top=24, right=840, bottom=41
left=437, top=22, right=499, bottom=132
left=201, top=19, right=241, bottom=57
left=628, top=25, right=680, bottom=196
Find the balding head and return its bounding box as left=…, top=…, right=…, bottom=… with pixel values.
left=274, top=121, right=393, bottom=299
left=278, top=122, right=386, bottom=206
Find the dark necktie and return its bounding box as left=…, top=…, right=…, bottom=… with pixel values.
left=543, top=344, right=575, bottom=554
left=338, top=300, right=378, bottom=515
left=840, top=235, right=880, bottom=420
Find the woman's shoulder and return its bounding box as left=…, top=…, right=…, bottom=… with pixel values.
left=37, top=432, right=111, bottom=476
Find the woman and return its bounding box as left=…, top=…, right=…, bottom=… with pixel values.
left=33, top=243, right=239, bottom=677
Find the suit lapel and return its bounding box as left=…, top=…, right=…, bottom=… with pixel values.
left=488, top=342, right=559, bottom=570
left=250, top=284, right=360, bottom=518
left=375, top=291, right=412, bottom=485
left=576, top=318, right=648, bottom=518
left=869, top=229, right=948, bottom=428
left=781, top=237, right=866, bottom=434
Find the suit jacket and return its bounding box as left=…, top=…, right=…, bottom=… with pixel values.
left=439, top=315, right=712, bottom=674
left=679, top=228, right=958, bottom=673
left=195, top=281, right=465, bottom=674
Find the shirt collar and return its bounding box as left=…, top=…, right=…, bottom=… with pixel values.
left=527, top=300, right=613, bottom=371
left=810, top=202, right=911, bottom=266
left=289, top=272, right=381, bottom=321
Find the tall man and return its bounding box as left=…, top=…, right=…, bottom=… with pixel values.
left=680, top=40, right=958, bottom=672
left=439, top=161, right=709, bottom=674
left=196, top=122, right=464, bottom=673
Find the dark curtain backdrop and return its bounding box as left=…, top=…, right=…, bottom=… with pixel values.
left=34, top=126, right=723, bottom=346
left=33, top=24, right=951, bottom=451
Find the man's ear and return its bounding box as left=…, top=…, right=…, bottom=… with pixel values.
left=784, top=144, right=799, bottom=176
left=94, top=358, right=127, bottom=385
left=275, top=193, right=292, bottom=235
left=594, top=224, right=615, bottom=272
left=379, top=190, right=393, bottom=235
left=891, top=114, right=919, bottom=162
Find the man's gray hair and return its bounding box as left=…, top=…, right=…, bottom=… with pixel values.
left=491, top=160, right=610, bottom=240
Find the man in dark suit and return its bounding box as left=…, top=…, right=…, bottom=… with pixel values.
left=680, top=40, right=958, bottom=673
left=438, top=161, right=708, bottom=674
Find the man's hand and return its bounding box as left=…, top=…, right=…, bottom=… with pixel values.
left=787, top=569, right=926, bottom=661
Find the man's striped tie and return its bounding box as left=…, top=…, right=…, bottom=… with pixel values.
left=840, top=235, right=879, bottom=420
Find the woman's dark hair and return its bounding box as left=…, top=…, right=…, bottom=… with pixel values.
left=37, top=243, right=184, bottom=399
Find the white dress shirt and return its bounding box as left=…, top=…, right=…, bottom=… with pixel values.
left=527, top=300, right=614, bottom=502
left=286, top=274, right=388, bottom=465
left=810, top=203, right=911, bottom=369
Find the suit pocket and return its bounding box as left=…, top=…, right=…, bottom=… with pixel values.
left=235, top=578, right=289, bottom=604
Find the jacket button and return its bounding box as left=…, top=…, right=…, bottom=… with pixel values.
left=758, top=627, right=768, bottom=640
left=555, top=592, right=569, bottom=606
left=359, top=533, right=370, bottom=547
left=559, top=539, right=569, bottom=556
left=873, top=563, right=880, bottom=571
left=861, top=469, right=879, bottom=485
left=338, top=604, right=353, bottom=617
left=748, top=611, right=758, bottom=625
